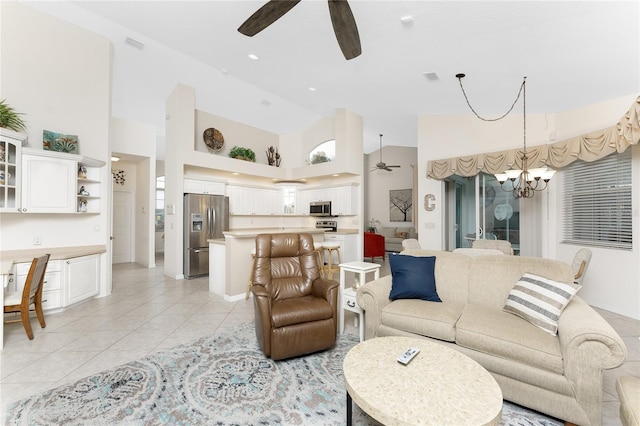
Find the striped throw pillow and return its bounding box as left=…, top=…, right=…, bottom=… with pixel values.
left=503, top=273, right=581, bottom=336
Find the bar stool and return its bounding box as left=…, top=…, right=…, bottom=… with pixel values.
left=321, top=241, right=342, bottom=280
left=245, top=247, right=256, bottom=300
left=313, top=242, right=324, bottom=276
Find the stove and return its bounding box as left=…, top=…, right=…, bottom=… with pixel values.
left=315, top=220, right=337, bottom=232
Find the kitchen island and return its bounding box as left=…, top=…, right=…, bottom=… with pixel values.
left=208, top=228, right=328, bottom=300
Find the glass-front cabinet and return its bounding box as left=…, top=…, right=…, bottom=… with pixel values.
left=0, top=128, right=26, bottom=212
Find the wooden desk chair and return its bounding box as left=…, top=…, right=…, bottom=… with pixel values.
left=4, top=254, right=50, bottom=340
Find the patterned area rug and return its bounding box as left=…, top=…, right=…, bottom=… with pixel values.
left=6, top=322, right=562, bottom=425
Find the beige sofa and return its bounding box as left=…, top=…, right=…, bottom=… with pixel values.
left=357, top=250, right=627, bottom=425
left=378, top=226, right=418, bottom=252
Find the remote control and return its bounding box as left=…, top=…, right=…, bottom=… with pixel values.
left=397, top=347, right=420, bottom=365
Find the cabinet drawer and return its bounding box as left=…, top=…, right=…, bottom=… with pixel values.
left=41, top=290, right=61, bottom=310
left=16, top=259, right=62, bottom=275
left=42, top=271, right=61, bottom=291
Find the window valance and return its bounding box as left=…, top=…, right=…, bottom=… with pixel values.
left=427, top=96, right=639, bottom=179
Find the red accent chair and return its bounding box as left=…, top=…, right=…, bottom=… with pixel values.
left=364, top=232, right=385, bottom=262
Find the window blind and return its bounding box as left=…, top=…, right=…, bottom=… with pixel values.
left=562, top=150, right=632, bottom=250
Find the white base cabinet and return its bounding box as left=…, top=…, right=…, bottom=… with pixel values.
left=14, top=260, right=63, bottom=310
left=63, top=254, right=100, bottom=307
left=11, top=254, right=100, bottom=311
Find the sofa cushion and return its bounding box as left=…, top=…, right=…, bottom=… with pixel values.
left=389, top=254, right=441, bottom=302
left=381, top=299, right=464, bottom=342
left=503, top=273, right=580, bottom=336
left=456, top=304, right=564, bottom=374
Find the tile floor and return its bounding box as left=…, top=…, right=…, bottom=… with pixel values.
left=1, top=257, right=638, bottom=425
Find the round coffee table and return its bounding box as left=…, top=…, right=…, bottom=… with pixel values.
left=343, top=336, right=503, bottom=426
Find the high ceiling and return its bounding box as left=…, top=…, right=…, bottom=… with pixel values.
left=27, top=1, right=639, bottom=156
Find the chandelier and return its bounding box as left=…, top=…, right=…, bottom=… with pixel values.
left=456, top=74, right=555, bottom=199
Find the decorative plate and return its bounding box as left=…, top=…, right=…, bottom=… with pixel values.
left=203, top=128, right=224, bottom=153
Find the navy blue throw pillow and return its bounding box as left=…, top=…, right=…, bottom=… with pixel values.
left=388, top=254, right=441, bottom=302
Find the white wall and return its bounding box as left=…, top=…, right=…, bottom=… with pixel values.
left=194, top=110, right=279, bottom=165
left=418, top=94, right=640, bottom=319
left=0, top=2, right=112, bottom=295
left=365, top=146, right=417, bottom=229
left=111, top=117, right=157, bottom=268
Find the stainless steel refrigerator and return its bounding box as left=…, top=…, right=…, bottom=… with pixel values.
left=183, top=193, right=229, bottom=279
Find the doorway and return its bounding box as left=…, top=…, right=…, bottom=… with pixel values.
left=445, top=173, right=520, bottom=252
left=112, top=191, right=133, bottom=264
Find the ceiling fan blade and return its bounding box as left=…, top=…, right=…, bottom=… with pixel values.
left=384, top=167, right=392, bottom=172
left=327, top=0, right=361, bottom=60
left=388, top=165, right=401, bottom=168
left=238, top=0, right=301, bottom=36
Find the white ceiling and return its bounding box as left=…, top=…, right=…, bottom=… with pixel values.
left=27, top=1, right=640, bottom=156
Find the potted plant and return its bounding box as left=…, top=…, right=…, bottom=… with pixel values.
left=228, top=146, right=256, bottom=162
left=0, top=99, right=27, bottom=132
left=367, top=218, right=381, bottom=233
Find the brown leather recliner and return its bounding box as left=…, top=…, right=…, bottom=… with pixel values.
left=252, top=233, right=339, bottom=360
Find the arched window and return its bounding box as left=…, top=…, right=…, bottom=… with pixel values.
left=308, top=139, right=335, bottom=164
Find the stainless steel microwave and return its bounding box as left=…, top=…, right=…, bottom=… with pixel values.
left=310, top=201, right=332, bottom=217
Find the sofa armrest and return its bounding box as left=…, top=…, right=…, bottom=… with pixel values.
left=557, top=296, right=627, bottom=425
left=558, top=296, right=627, bottom=371
left=356, top=275, right=393, bottom=340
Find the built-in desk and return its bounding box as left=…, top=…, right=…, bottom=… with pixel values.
left=1, top=245, right=106, bottom=350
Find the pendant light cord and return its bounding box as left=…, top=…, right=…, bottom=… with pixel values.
left=456, top=75, right=526, bottom=123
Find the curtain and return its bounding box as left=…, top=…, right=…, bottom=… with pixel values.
left=427, top=96, right=640, bottom=180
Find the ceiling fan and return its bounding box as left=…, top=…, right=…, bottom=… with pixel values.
left=237, top=0, right=362, bottom=60
left=371, top=134, right=400, bottom=172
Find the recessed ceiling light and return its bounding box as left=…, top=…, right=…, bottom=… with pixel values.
left=423, top=72, right=440, bottom=81
left=400, top=15, right=414, bottom=26
left=111, top=156, right=120, bottom=162
left=309, top=87, right=317, bottom=92
left=248, top=53, right=259, bottom=60
left=332, top=174, right=340, bottom=177
left=232, top=172, right=239, bottom=175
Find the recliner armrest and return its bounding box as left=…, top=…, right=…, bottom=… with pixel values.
left=312, top=278, right=339, bottom=302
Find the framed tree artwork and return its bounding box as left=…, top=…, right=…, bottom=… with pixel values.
left=390, top=189, right=412, bottom=222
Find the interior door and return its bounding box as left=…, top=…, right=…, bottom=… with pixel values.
left=112, top=191, right=133, bottom=264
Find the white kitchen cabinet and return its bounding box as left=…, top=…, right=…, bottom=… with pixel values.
left=21, top=154, right=76, bottom=213
left=297, top=189, right=311, bottom=215
left=227, top=185, right=249, bottom=215
left=13, top=260, right=63, bottom=311
left=330, top=185, right=359, bottom=216
left=63, top=254, right=100, bottom=307
left=227, top=185, right=281, bottom=215
left=184, top=178, right=225, bottom=195
left=0, top=129, right=26, bottom=213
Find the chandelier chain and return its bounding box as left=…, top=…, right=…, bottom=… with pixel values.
left=456, top=76, right=526, bottom=123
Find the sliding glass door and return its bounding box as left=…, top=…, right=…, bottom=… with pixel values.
left=445, top=172, right=520, bottom=253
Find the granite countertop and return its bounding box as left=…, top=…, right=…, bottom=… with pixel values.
left=223, top=228, right=327, bottom=238
left=1, top=245, right=107, bottom=274
left=333, top=228, right=359, bottom=235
